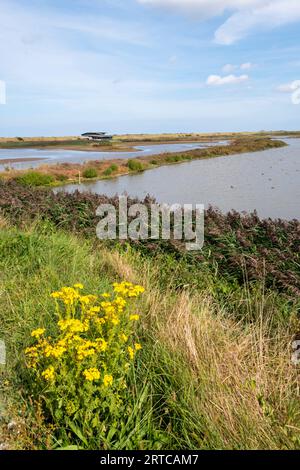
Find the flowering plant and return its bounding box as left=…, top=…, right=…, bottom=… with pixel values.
left=25, top=281, right=144, bottom=445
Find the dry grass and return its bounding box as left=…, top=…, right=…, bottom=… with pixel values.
left=100, top=248, right=137, bottom=283
left=107, top=251, right=300, bottom=449
left=0, top=215, right=9, bottom=229
left=148, top=291, right=299, bottom=448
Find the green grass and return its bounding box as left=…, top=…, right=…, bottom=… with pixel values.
left=0, top=224, right=300, bottom=450
left=82, top=168, right=98, bottom=179
left=15, top=172, right=54, bottom=187
left=103, top=164, right=119, bottom=177
left=0, top=226, right=177, bottom=449
left=127, top=159, right=144, bottom=172
left=0, top=139, right=113, bottom=149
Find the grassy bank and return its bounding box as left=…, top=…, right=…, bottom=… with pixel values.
left=0, top=223, right=299, bottom=450
left=0, top=137, right=287, bottom=187
left=0, top=176, right=299, bottom=450
left=0, top=131, right=275, bottom=147
left=0, top=138, right=133, bottom=153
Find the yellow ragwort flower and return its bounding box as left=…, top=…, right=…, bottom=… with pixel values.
left=51, top=286, right=80, bottom=306
left=95, top=338, right=108, bottom=352
left=76, top=340, right=97, bottom=361
left=113, top=282, right=145, bottom=298
left=101, top=293, right=111, bottom=299
left=103, top=374, right=113, bottom=387
left=43, top=342, right=67, bottom=359
left=83, top=368, right=101, bottom=382
left=129, top=314, right=140, bottom=321
left=74, top=283, right=84, bottom=290
left=25, top=346, right=39, bottom=357
left=58, top=319, right=89, bottom=334
left=120, top=333, right=128, bottom=343
left=31, top=328, right=45, bottom=339
left=80, top=295, right=97, bottom=306
left=42, top=366, right=55, bottom=382
left=128, top=346, right=135, bottom=360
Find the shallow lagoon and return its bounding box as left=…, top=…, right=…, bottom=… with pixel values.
left=0, top=141, right=225, bottom=170
left=57, top=138, right=300, bottom=220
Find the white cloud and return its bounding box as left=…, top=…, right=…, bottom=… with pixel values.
left=240, top=62, right=254, bottom=70
left=137, top=1, right=261, bottom=18
left=206, top=74, right=249, bottom=86
left=222, top=64, right=237, bottom=73
left=137, top=0, right=300, bottom=44
left=222, top=62, right=254, bottom=73
left=277, top=80, right=300, bottom=92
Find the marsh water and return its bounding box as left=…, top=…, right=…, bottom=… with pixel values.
left=0, top=141, right=225, bottom=170
left=56, top=138, right=300, bottom=220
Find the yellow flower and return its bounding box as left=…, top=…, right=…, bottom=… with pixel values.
left=51, top=292, right=61, bottom=299
left=101, top=293, right=111, bottom=299
left=94, top=317, right=106, bottom=327
left=80, top=295, right=97, bottom=305
left=129, top=314, right=140, bottom=321
left=120, top=333, right=128, bottom=343
left=83, top=368, right=101, bottom=382
left=25, top=346, right=39, bottom=368
left=31, top=328, right=45, bottom=339
left=58, top=319, right=89, bottom=334
left=114, top=297, right=127, bottom=308
left=74, top=283, right=84, bottom=290
left=113, top=282, right=145, bottom=298
left=76, top=340, right=97, bottom=360
left=111, top=316, right=120, bottom=326
left=51, top=286, right=80, bottom=306
left=128, top=346, right=135, bottom=360
left=42, top=366, right=55, bottom=382
left=135, top=343, right=142, bottom=351
left=95, top=338, right=108, bottom=352
left=43, top=342, right=67, bottom=359
left=103, top=374, right=113, bottom=387
left=88, top=306, right=101, bottom=316
left=25, top=346, right=39, bottom=357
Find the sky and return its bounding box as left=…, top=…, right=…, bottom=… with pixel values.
left=0, top=0, right=300, bottom=136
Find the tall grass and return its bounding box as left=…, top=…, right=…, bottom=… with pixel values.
left=124, top=250, right=300, bottom=449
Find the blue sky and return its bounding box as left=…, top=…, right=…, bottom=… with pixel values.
left=0, top=0, right=300, bottom=136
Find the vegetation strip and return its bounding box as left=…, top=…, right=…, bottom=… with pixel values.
left=0, top=137, right=286, bottom=187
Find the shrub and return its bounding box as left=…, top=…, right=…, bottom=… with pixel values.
left=165, top=154, right=184, bottom=163
left=103, top=164, right=118, bottom=177
left=25, top=281, right=145, bottom=446
left=83, top=168, right=98, bottom=179
left=15, top=172, right=54, bottom=187
left=127, top=159, right=144, bottom=172
left=103, top=167, right=113, bottom=176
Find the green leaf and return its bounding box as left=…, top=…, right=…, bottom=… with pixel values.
left=67, top=420, right=88, bottom=447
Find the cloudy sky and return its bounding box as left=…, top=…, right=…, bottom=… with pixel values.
left=0, top=0, right=300, bottom=136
